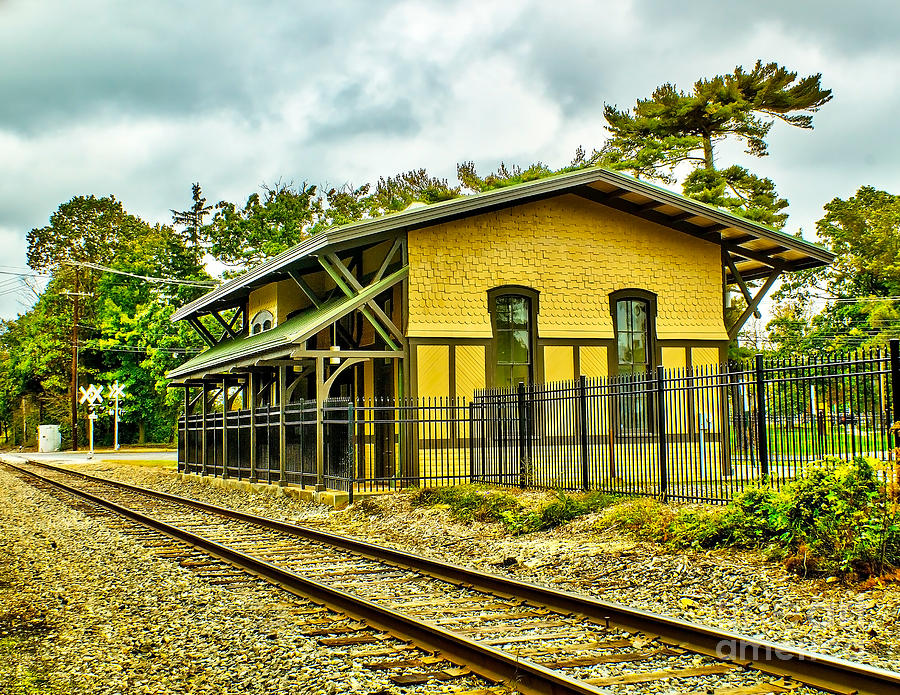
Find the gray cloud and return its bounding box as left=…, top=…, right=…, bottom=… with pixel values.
left=1, top=0, right=899, bottom=322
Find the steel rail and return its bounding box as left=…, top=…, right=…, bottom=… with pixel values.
left=12, top=457, right=900, bottom=695
left=3, top=459, right=606, bottom=695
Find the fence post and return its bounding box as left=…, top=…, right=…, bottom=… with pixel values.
left=517, top=382, right=527, bottom=488
left=347, top=402, right=355, bottom=505
left=221, top=377, right=229, bottom=480
left=656, top=366, right=668, bottom=502
left=891, top=339, right=900, bottom=450
left=248, top=372, right=258, bottom=483
left=754, top=354, right=770, bottom=478
left=578, top=375, right=590, bottom=491
left=468, top=402, right=476, bottom=484
left=201, top=381, right=208, bottom=476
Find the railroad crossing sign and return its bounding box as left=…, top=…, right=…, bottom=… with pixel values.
left=108, top=380, right=127, bottom=450
left=78, top=382, right=128, bottom=455
left=78, top=384, right=104, bottom=406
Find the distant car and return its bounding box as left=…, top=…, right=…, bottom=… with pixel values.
left=836, top=411, right=856, bottom=426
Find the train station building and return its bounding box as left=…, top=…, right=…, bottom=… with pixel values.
left=166, top=166, right=833, bottom=496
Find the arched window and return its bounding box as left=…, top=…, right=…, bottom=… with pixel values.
left=609, top=289, right=657, bottom=432
left=488, top=287, right=539, bottom=389
left=609, top=289, right=657, bottom=376
left=250, top=309, right=274, bottom=335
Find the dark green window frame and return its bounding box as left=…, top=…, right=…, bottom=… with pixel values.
left=609, top=289, right=657, bottom=432
left=488, top=286, right=539, bottom=389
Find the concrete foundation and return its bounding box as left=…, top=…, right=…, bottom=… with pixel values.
left=175, top=472, right=350, bottom=508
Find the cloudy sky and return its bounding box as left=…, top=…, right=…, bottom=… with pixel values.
left=2, top=0, right=899, bottom=319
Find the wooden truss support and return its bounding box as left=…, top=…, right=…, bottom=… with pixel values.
left=727, top=266, right=783, bottom=340
left=373, top=236, right=405, bottom=283
left=229, top=305, right=245, bottom=333
left=318, top=253, right=404, bottom=350
left=283, top=367, right=309, bottom=402
left=286, top=268, right=360, bottom=348
left=211, top=310, right=238, bottom=340
left=724, top=251, right=761, bottom=319
left=188, top=317, right=217, bottom=347
left=287, top=269, right=322, bottom=309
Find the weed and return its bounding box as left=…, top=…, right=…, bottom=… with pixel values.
left=411, top=486, right=618, bottom=535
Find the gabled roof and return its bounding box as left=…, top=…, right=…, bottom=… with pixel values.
left=168, top=268, right=406, bottom=380
left=173, top=166, right=834, bottom=322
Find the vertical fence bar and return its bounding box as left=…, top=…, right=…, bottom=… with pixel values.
left=468, top=403, right=476, bottom=484
left=201, top=382, right=208, bottom=476
left=891, top=339, right=900, bottom=450
left=656, top=366, right=668, bottom=502
left=578, top=374, right=589, bottom=491
left=754, top=354, right=770, bottom=479
left=347, top=402, right=355, bottom=504
left=517, top=382, right=527, bottom=488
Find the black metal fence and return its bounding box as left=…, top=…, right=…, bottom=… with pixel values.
left=178, top=341, right=900, bottom=503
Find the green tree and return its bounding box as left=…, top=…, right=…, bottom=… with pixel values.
left=27, top=194, right=138, bottom=270
left=85, top=221, right=210, bottom=443
left=767, top=186, right=900, bottom=353
left=601, top=61, right=831, bottom=226
left=11, top=194, right=211, bottom=447
left=171, top=182, right=213, bottom=249
left=204, top=181, right=321, bottom=269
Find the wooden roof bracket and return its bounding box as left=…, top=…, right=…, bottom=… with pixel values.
left=727, top=264, right=783, bottom=340
left=287, top=269, right=323, bottom=309
left=317, top=252, right=405, bottom=351
left=210, top=309, right=240, bottom=340
left=187, top=317, right=217, bottom=347
left=724, top=251, right=761, bottom=319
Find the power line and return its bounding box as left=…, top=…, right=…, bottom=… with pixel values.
left=76, top=341, right=202, bottom=355
left=62, top=260, right=218, bottom=288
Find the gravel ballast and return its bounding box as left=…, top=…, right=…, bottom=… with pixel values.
left=10, top=457, right=900, bottom=682
left=0, top=460, right=497, bottom=694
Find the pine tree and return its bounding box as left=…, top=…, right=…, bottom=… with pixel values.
left=601, top=61, right=832, bottom=227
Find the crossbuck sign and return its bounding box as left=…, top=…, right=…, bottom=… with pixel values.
left=78, top=384, right=104, bottom=409
left=78, top=382, right=128, bottom=455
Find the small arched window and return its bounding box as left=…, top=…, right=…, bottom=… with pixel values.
left=250, top=309, right=274, bottom=335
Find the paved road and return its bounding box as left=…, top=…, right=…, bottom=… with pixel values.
left=14, top=450, right=176, bottom=465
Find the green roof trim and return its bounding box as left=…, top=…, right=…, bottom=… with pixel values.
left=168, top=267, right=407, bottom=380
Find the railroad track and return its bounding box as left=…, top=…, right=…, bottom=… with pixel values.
left=4, top=457, right=899, bottom=695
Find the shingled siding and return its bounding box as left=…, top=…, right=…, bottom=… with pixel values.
left=405, top=194, right=727, bottom=341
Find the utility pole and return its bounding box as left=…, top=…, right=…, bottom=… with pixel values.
left=63, top=273, right=90, bottom=452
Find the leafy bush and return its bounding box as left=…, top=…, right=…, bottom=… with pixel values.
left=598, top=458, right=899, bottom=578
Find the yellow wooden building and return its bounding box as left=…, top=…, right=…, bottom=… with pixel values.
left=168, top=167, right=832, bottom=490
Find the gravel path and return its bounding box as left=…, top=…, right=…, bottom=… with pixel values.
left=15, top=458, right=900, bottom=678
left=0, top=461, right=498, bottom=694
